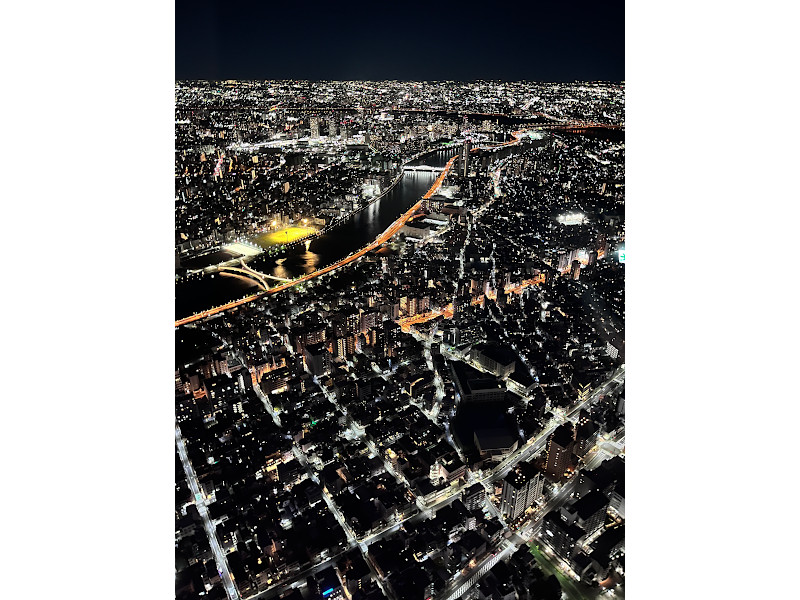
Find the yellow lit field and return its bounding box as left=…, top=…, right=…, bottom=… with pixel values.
left=252, top=226, right=316, bottom=249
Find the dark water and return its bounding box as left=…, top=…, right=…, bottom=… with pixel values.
left=175, top=148, right=457, bottom=320
left=563, top=127, right=625, bottom=142
left=175, top=272, right=260, bottom=318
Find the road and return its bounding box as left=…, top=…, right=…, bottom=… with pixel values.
left=175, top=122, right=569, bottom=328
left=431, top=367, right=625, bottom=600
left=435, top=424, right=624, bottom=600
left=235, top=361, right=622, bottom=599
left=176, top=425, right=241, bottom=600
left=175, top=156, right=458, bottom=327
left=249, top=368, right=282, bottom=427
left=438, top=479, right=580, bottom=600
left=410, top=365, right=625, bottom=516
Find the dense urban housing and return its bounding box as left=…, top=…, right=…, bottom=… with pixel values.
left=175, top=79, right=625, bottom=600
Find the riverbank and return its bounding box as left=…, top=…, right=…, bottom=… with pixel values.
left=175, top=155, right=458, bottom=327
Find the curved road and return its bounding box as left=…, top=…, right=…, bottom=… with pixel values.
left=175, top=156, right=458, bottom=327
left=175, top=121, right=613, bottom=328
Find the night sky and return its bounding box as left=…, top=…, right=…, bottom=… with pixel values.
left=176, top=0, right=624, bottom=82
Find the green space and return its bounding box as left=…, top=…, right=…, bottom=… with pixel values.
left=251, top=226, right=316, bottom=249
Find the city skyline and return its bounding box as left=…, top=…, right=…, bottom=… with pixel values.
left=6, top=5, right=795, bottom=600
left=176, top=7, right=626, bottom=600
left=174, top=79, right=625, bottom=600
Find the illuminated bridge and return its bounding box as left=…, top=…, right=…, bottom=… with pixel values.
left=175, top=155, right=459, bottom=328
left=217, top=260, right=292, bottom=291
left=403, top=165, right=446, bottom=173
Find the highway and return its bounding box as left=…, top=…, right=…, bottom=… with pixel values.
left=272, top=106, right=622, bottom=130
left=175, top=121, right=586, bottom=328
left=175, top=156, right=458, bottom=328
left=176, top=425, right=241, bottom=600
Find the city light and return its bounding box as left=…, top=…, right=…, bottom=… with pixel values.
left=175, top=79, right=625, bottom=600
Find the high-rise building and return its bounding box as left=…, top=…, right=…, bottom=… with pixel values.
left=561, top=490, right=609, bottom=537
left=557, top=252, right=570, bottom=272
left=500, top=461, right=544, bottom=521
left=359, top=310, right=380, bottom=334
left=383, top=321, right=400, bottom=358
left=335, top=336, right=355, bottom=360
left=540, top=510, right=585, bottom=562
left=570, top=260, right=581, bottom=280
left=303, top=342, right=330, bottom=377
left=574, top=419, right=600, bottom=458
left=463, top=483, right=486, bottom=512
left=310, top=117, right=320, bottom=139
left=545, top=423, right=576, bottom=482
left=461, top=139, right=472, bottom=177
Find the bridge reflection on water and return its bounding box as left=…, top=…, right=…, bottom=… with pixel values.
left=217, top=260, right=292, bottom=291
left=176, top=148, right=457, bottom=320
left=175, top=119, right=598, bottom=323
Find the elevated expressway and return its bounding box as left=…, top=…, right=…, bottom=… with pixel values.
left=175, top=156, right=458, bottom=327
left=175, top=119, right=619, bottom=328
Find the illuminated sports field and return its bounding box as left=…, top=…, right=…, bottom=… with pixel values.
left=251, top=226, right=316, bottom=249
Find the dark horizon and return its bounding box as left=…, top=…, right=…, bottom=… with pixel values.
left=175, top=78, right=625, bottom=83
left=176, top=0, right=624, bottom=82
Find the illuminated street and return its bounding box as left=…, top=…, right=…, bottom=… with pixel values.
left=174, top=78, right=625, bottom=600
left=176, top=425, right=241, bottom=600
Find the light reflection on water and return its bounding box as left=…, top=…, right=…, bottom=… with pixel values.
left=272, top=251, right=321, bottom=279
left=176, top=148, right=459, bottom=319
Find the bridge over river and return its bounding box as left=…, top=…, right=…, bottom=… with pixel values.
left=217, top=260, right=292, bottom=291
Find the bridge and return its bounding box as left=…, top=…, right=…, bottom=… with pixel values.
left=175, top=118, right=618, bottom=328
left=403, top=165, right=445, bottom=173
left=217, top=260, right=292, bottom=290
left=175, top=155, right=459, bottom=327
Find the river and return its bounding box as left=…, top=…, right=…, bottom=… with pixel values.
left=175, top=148, right=457, bottom=320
